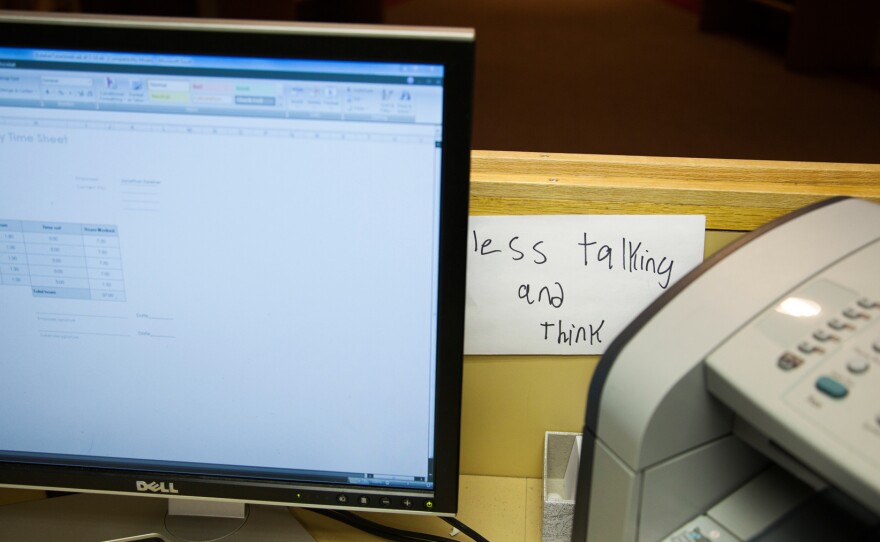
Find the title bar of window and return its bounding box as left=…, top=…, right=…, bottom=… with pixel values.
left=0, top=47, right=444, bottom=79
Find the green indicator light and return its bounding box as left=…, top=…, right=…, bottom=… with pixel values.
left=425, top=500, right=434, bottom=509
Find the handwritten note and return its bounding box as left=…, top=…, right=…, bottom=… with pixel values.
left=464, top=215, right=706, bottom=355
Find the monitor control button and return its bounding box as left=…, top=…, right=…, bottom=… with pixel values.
left=358, top=496, right=370, bottom=506
left=336, top=494, right=348, bottom=504
left=379, top=496, right=392, bottom=507
left=815, top=376, right=848, bottom=399
left=401, top=498, right=413, bottom=509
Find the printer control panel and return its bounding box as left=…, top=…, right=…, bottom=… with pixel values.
left=781, top=291, right=880, bottom=447
left=705, top=239, right=880, bottom=513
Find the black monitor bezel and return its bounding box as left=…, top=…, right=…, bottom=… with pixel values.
left=0, top=11, right=473, bottom=515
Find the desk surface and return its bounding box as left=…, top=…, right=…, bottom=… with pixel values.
left=0, top=475, right=543, bottom=542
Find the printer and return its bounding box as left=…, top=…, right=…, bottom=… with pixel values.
left=571, top=197, right=880, bottom=541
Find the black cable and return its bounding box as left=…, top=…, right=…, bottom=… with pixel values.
left=331, top=510, right=450, bottom=542
left=310, top=510, right=411, bottom=541
left=310, top=509, right=450, bottom=542
left=308, top=508, right=491, bottom=542
left=442, top=517, right=491, bottom=542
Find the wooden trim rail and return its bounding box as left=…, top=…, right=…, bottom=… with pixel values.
left=469, top=150, right=880, bottom=230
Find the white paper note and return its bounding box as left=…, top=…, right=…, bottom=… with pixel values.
left=464, top=215, right=706, bottom=355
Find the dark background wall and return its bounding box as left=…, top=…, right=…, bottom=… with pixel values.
left=3, top=0, right=878, bottom=164
left=382, top=0, right=880, bottom=164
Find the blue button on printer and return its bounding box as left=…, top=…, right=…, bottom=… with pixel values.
left=815, top=376, right=848, bottom=399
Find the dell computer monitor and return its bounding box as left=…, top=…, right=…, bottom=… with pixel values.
left=0, top=10, right=473, bottom=540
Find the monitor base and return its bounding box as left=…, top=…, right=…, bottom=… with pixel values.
left=0, top=493, right=316, bottom=542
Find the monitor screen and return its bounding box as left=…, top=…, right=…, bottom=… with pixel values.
left=0, top=10, right=473, bottom=537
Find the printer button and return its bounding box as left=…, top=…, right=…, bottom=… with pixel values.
left=778, top=352, right=804, bottom=371
left=846, top=358, right=869, bottom=375
left=812, top=329, right=838, bottom=342
left=857, top=297, right=879, bottom=309
left=828, top=318, right=853, bottom=331
left=815, top=376, right=848, bottom=399
left=842, top=307, right=869, bottom=320
left=797, top=341, right=823, bottom=354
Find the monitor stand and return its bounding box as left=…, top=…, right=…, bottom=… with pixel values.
left=0, top=493, right=316, bottom=541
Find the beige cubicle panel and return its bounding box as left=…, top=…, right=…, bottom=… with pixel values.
left=460, top=150, right=880, bottom=479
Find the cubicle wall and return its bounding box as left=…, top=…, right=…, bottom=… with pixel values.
left=461, top=150, right=880, bottom=479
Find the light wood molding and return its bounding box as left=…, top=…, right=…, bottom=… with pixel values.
left=469, top=150, right=880, bottom=230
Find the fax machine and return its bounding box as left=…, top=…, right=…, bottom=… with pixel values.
left=572, top=197, right=880, bottom=541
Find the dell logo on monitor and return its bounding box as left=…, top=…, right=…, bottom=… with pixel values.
left=136, top=481, right=180, bottom=494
